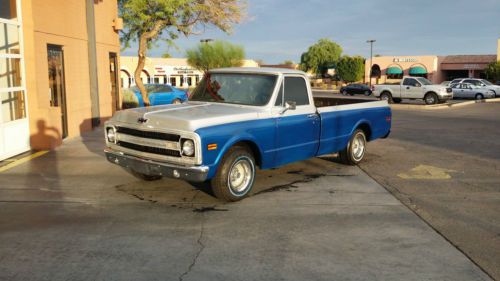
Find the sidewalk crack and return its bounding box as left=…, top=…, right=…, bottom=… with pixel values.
left=179, top=218, right=205, bottom=281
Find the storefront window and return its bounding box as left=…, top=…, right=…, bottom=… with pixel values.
left=170, top=77, right=176, bottom=86
left=0, top=0, right=17, bottom=20
left=1, top=91, right=25, bottom=123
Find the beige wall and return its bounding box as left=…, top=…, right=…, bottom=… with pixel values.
left=365, top=56, right=440, bottom=84
left=22, top=0, right=120, bottom=150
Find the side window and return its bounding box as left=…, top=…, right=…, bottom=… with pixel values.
left=284, top=77, right=309, bottom=106
left=403, top=78, right=417, bottom=87
left=464, top=79, right=479, bottom=86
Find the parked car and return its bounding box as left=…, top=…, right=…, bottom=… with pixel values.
left=340, top=83, right=372, bottom=96
left=451, top=83, right=496, bottom=100
left=373, top=76, right=453, bottom=105
left=440, top=81, right=451, bottom=87
left=129, top=84, right=189, bottom=107
left=449, top=78, right=500, bottom=97
left=104, top=68, right=391, bottom=201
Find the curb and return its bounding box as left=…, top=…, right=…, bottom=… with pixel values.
left=391, top=98, right=500, bottom=110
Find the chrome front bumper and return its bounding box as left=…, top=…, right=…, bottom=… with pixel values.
left=105, top=148, right=209, bottom=182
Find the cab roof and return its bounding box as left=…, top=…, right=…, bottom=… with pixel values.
left=210, top=67, right=307, bottom=75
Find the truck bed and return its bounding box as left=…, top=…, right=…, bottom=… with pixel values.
left=314, top=97, right=380, bottom=107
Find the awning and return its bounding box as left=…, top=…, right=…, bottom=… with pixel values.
left=409, top=66, right=427, bottom=75
left=386, top=67, right=403, bottom=75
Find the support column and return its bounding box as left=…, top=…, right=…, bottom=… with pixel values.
left=85, top=0, right=100, bottom=127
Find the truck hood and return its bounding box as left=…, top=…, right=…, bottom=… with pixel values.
left=111, top=101, right=264, bottom=131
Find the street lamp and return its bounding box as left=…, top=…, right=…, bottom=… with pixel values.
left=366, top=39, right=376, bottom=87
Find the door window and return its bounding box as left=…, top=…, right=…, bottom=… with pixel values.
left=284, top=77, right=309, bottom=106
left=47, top=45, right=68, bottom=138
left=403, top=78, right=419, bottom=87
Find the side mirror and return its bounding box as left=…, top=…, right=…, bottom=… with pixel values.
left=415, top=83, right=421, bottom=87
left=280, top=101, right=296, bottom=115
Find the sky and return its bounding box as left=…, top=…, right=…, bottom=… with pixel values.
left=121, top=0, right=500, bottom=64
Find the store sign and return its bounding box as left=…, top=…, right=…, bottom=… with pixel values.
left=463, top=64, right=481, bottom=70
left=393, top=58, right=418, bottom=63
left=154, top=65, right=199, bottom=75
left=173, top=67, right=195, bottom=74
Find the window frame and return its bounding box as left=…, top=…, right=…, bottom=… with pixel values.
left=0, top=0, right=28, bottom=124
left=275, top=75, right=311, bottom=107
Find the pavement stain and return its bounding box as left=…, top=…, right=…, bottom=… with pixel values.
left=398, top=164, right=457, bottom=180
left=192, top=206, right=228, bottom=213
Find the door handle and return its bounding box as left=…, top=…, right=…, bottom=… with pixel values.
left=307, top=114, right=317, bottom=118
left=406, top=86, right=410, bottom=90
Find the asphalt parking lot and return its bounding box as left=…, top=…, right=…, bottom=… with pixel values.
left=359, top=102, right=500, bottom=280
left=0, top=121, right=491, bottom=280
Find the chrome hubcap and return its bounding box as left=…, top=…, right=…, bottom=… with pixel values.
left=352, top=134, right=366, bottom=161
left=228, top=158, right=253, bottom=194
left=426, top=96, right=435, bottom=104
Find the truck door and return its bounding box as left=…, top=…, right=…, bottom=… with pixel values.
left=274, top=76, right=320, bottom=166
left=402, top=78, right=422, bottom=99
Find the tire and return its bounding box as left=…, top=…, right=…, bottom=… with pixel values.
left=424, top=92, right=438, bottom=105
left=338, top=129, right=367, bottom=165
left=130, top=171, right=162, bottom=181
left=380, top=92, right=393, bottom=103
left=364, top=90, right=371, bottom=96
left=211, top=145, right=256, bottom=202
left=342, top=90, right=348, bottom=95
left=393, top=98, right=402, bottom=104
left=475, top=94, right=484, bottom=100
left=172, top=98, right=182, bottom=104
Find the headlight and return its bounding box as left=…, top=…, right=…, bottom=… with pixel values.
left=106, top=127, right=116, bottom=143
left=181, top=139, right=195, bottom=156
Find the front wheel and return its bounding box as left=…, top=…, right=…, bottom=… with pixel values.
left=475, top=94, right=484, bottom=100
left=342, top=90, right=348, bottom=95
left=364, top=90, right=371, bottom=96
left=211, top=146, right=256, bottom=202
left=424, top=93, right=438, bottom=105
left=172, top=98, right=182, bottom=104
left=338, top=129, right=367, bottom=165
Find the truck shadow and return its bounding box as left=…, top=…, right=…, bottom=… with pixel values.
left=114, top=156, right=352, bottom=210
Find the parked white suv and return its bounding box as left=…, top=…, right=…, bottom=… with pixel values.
left=450, top=78, right=500, bottom=97
left=373, top=76, right=453, bottom=105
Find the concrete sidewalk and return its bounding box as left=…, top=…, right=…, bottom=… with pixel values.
left=0, top=129, right=491, bottom=281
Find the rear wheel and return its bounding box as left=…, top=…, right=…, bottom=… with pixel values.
left=211, top=145, right=256, bottom=202
left=339, top=129, right=367, bottom=165
left=342, top=90, right=348, bottom=95
left=380, top=92, right=393, bottom=103
left=424, top=92, right=438, bottom=105
left=475, top=93, right=484, bottom=100
left=172, top=98, right=182, bottom=104
left=364, top=90, right=371, bottom=96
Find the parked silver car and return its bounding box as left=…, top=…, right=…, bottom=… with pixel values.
left=450, top=78, right=500, bottom=97
left=451, top=83, right=495, bottom=100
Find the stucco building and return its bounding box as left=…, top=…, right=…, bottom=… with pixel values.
left=365, top=54, right=497, bottom=85
left=0, top=0, right=121, bottom=160
left=120, top=56, right=260, bottom=89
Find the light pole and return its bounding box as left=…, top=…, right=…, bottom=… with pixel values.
left=366, top=39, right=376, bottom=87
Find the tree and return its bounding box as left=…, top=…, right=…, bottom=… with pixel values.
left=119, top=0, right=246, bottom=105
left=336, top=56, right=365, bottom=83
left=485, top=61, right=500, bottom=82
left=283, top=60, right=294, bottom=65
left=161, top=53, right=172, bottom=58
left=186, top=40, right=245, bottom=72
left=300, top=38, right=342, bottom=75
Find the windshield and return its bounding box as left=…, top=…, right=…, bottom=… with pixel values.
left=189, top=73, right=278, bottom=106
left=416, top=77, right=433, bottom=85
left=481, top=79, right=493, bottom=86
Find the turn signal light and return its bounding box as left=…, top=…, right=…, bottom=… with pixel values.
left=208, top=144, right=217, bottom=150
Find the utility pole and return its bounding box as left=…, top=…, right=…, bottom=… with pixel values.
left=366, top=39, right=376, bottom=87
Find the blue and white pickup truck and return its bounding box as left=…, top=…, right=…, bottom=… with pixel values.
left=104, top=68, right=391, bottom=201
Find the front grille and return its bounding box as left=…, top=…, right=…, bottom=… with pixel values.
left=116, top=127, right=180, bottom=142
left=117, top=141, right=181, bottom=157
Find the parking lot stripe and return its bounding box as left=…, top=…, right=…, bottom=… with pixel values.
left=0, top=151, right=49, bottom=173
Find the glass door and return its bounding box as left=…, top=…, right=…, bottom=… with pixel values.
left=109, top=52, right=119, bottom=112
left=0, top=0, right=30, bottom=160
left=47, top=44, right=68, bottom=139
